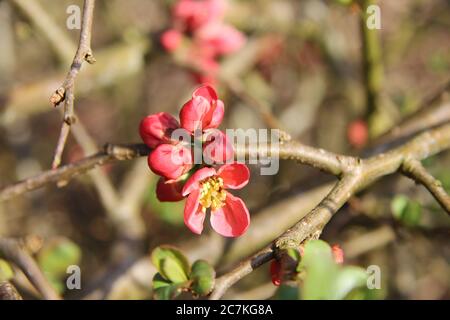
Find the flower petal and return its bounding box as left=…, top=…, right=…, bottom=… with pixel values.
left=210, top=192, right=250, bottom=237
left=148, top=144, right=193, bottom=180
left=192, top=85, right=218, bottom=104
left=217, top=163, right=250, bottom=189
left=179, top=96, right=211, bottom=133
left=207, top=99, right=224, bottom=129
left=184, top=189, right=205, bottom=235
left=182, top=166, right=216, bottom=196
left=139, top=112, right=180, bottom=148
left=156, top=177, right=184, bottom=202
left=160, top=29, right=182, bottom=52
left=202, top=129, right=234, bottom=165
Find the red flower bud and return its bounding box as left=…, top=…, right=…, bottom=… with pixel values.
left=347, top=119, right=368, bottom=148
left=139, top=112, right=180, bottom=148
left=331, top=244, right=344, bottom=264
left=160, top=29, right=182, bottom=52
left=270, top=260, right=282, bottom=286
left=148, top=143, right=193, bottom=180
left=156, top=177, right=185, bottom=202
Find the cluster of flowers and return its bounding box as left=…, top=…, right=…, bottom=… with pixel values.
left=270, top=244, right=344, bottom=286
left=140, top=85, right=250, bottom=237
left=160, top=0, right=246, bottom=83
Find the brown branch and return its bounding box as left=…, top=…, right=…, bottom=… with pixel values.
left=0, top=281, right=23, bottom=300
left=402, top=158, right=450, bottom=215
left=209, top=123, right=450, bottom=299
left=50, top=0, right=96, bottom=169
left=0, top=144, right=149, bottom=202
left=0, top=238, right=60, bottom=300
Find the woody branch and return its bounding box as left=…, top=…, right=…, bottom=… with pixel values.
left=50, top=0, right=96, bottom=169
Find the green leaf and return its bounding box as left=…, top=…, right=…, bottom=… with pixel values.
left=299, top=240, right=338, bottom=300
left=297, top=240, right=370, bottom=300
left=391, top=195, right=422, bottom=227
left=0, top=259, right=14, bottom=281
left=391, top=195, right=409, bottom=220
left=274, top=284, right=299, bottom=300
left=190, top=260, right=215, bottom=296
left=152, top=273, right=186, bottom=300
left=329, top=266, right=368, bottom=300
left=151, top=246, right=190, bottom=283
left=37, top=238, right=81, bottom=278
left=161, top=256, right=189, bottom=283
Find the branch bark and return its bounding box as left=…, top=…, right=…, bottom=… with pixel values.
left=0, top=238, right=60, bottom=300
left=402, top=158, right=450, bottom=215
left=209, top=122, right=450, bottom=299
left=50, top=0, right=96, bottom=169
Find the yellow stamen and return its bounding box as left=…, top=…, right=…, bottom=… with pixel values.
left=199, top=176, right=226, bottom=211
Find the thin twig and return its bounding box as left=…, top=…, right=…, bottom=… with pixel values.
left=50, top=0, right=96, bottom=169
left=0, top=144, right=149, bottom=202
left=402, top=158, right=450, bottom=215
left=0, top=239, right=60, bottom=300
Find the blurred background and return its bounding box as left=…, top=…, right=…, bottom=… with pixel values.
left=0, top=0, right=449, bottom=299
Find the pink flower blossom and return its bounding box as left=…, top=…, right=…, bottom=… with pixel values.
left=160, top=29, right=183, bottom=52
left=148, top=143, right=193, bottom=180
left=195, top=23, right=245, bottom=57
left=181, top=163, right=250, bottom=237
left=173, top=0, right=226, bottom=31
left=139, top=112, right=180, bottom=148
left=179, top=85, right=224, bottom=133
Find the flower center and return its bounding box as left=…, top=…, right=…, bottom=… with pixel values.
left=199, top=176, right=226, bottom=212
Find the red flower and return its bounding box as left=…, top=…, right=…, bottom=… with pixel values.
left=173, top=0, right=226, bottom=31
left=139, top=112, right=180, bottom=148
left=202, top=129, right=234, bottom=164
left=270, top=260, right=282, bottom=286
left=181, top=163, right=250, bottom=237
left=156, top=177, right=185, bottom=202
left=160, top=29, right=182, bottom=52
left=148, top=143, right=193, bottom=180
left=180, top=85, right=224, bottom=133
left=347, top=119, right=368, bottom=148
left=195, top=23, right=245, bottom=57
left=331, top=244, right=344, bottom=264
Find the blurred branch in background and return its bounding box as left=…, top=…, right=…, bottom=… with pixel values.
left=359, top=0, right=384, bottom=124
left=0, top=281, right=23, bottom=300
left=0, top=238, right=60, bottom=300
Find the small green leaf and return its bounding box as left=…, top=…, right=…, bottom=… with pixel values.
left=37, top=238, right=81, bottom=278
left=0, top=259, right=14, bottom=281
left=161, top=256, right=189, bottom=283
left=274, top=284, right=299, bottom=300
left=286, top=248, right=301, bottom=262
left=330, top=266, right=368, bottom=300
left=152, top=273, right=186, bottom=300
left=402, top=201, right=422, bottom=227
left=391, top=195, right=422, bottom=227
left=391, top=195, right=409, bottom=220
left=151, top=246, right=190, bottom=283
left=299, top=240, right=338, bottom=300
left=190, top=260, right=215, bottom=296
